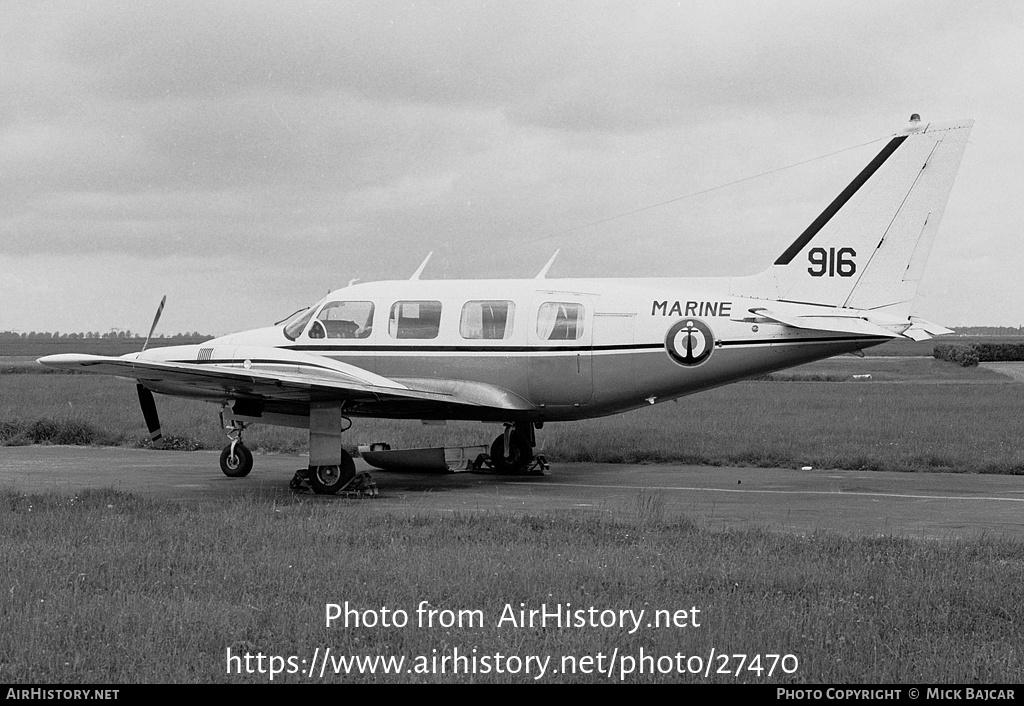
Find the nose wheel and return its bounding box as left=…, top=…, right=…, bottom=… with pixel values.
left=220, top=443, right=253, bottom=477
left=219, top=414, right=253, bottom=478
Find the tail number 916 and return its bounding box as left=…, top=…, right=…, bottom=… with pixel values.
left=808, top=247, right=856, bottom=277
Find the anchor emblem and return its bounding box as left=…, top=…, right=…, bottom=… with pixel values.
left=665, top=319, right=715, bottom=367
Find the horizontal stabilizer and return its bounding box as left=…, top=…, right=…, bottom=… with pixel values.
left=746, top=308, right=901, bottom=338
left=742, top=307, right=951, bottom=341
left=902, top=317, right=954, bottom=341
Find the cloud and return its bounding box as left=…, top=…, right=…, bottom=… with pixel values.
left=1, top=0, right=1022, bottom=330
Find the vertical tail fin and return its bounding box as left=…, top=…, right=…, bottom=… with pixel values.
left=734, top=117, right=973, bottom=318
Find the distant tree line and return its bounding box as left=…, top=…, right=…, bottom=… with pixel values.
left=0, top=332, right=214, bottom=357
left=948, top=326, right=1024, bottom=336
left=0, top=331, right=209, bottom=340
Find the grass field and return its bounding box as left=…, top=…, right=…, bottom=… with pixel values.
left=3, top=356, right=1024, bottom=683
left=1, top=489, right=1021, bottom=683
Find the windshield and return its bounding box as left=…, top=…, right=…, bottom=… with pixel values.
left=282, top=306, right=317, bottom=341
left=275, top=307, right=309, bottom=326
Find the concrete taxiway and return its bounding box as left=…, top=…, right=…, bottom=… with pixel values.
left=2, top=445, right=1023, bottom=540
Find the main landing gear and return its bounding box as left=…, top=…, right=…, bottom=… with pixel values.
left=218, top=408, right=377, bottom=496
left=307, top=456, right=356, bottom=494
left=488, top=422, right=545, bottom=474
left=290, top=456, right=378, bottom=497
left=298, top=402, right=376, bottom=496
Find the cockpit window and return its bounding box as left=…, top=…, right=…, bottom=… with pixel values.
left=308, top=301, right=374, bottom=339
left=283, top=307, right=316, bottom=341
left=389, top=301, right=442, bottom=339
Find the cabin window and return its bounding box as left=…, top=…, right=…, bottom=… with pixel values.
left=537, top=302, right=584, bottom=341
left=460, top=301, right=514, bottom=340
left=308, top=301, right=374, bottom=339
left=389, top=300, right=442, bottom=339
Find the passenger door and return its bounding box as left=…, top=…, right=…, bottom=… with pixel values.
left=527, top=294, right=594, bottom=407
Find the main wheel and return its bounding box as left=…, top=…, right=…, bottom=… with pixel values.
left=220, top=443, right=254, bottom=477
left=308, top=451, right=357, bottom=494
left=490, top=431, right=533, bottom=474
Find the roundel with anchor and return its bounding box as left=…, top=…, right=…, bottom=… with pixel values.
left=665, top=318, right=715, bottom=367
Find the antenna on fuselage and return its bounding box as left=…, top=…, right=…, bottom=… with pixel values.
left=534, top=250, right=561, bottom=279
left=410, top=251, right=433, bottom=280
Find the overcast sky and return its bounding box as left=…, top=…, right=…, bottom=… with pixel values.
left=2, top=1, right=1021, bottom=335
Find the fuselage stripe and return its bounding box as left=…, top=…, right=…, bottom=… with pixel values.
left=183, top=335, right=889, bottom=366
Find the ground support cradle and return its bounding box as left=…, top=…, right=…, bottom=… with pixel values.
left=471, top=453, right=549, bottom=476
left=290, top=469, right=378, bottom=497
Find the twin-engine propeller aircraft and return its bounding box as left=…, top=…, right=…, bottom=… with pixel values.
left=40, top=116, right=973, bottom=494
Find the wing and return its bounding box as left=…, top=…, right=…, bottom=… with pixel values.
left=38, top=348, right=534, bottom=421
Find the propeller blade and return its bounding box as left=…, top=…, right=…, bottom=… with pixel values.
left=142, top=295, right=166, bottom=352
left=136, top=384, right=163, bottom=449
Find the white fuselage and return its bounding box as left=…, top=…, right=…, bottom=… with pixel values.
left=138, top=275, right=886, bottom=425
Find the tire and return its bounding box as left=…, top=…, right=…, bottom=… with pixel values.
left=220, top=443, right=254, bottom=477
left=308, top=451, right=357, bottom=494
left=489, top=431, right=532, bottom=474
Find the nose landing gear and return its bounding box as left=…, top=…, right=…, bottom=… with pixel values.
left=219, top=414, right=253, bottom=478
